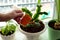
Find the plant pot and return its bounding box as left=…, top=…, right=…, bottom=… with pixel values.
left=48, top=20, right=60, bottom=40
left=1, top=33, right=15, bottom=40
left=19, top=23, right=46, bottom=40
left=48, top=27, right=60, bottom=40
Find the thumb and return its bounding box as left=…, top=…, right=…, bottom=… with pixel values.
left=15, top=10, right=23, bottom=13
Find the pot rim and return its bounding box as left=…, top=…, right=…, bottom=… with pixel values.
left=0, top=25, right=17, bottom=37
left=0, top=32, right=15, bottom=37
left=18, top=24, right=46, bottom=35
left=48, top=26, right=60, bottom=31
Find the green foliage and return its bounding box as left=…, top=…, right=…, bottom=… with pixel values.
left=32, top=5, right=41, bottom=20
left=0, top=20, right=17, bottom=36
left=21, top=0, right=48, bottom=27
left=22, top=5, right=48, bottom=21
left=22, top=8, right=32, bottom=17
left=26, top=22, right=40, bottom=28
left=39, top=12, right=48, bottom=15
left=55, top=0, right=60, bottom=22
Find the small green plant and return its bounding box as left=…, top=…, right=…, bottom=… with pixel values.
left=0, top=20, right=17, bottom=36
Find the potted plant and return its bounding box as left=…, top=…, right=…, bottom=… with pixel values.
left=14, top=0, right=48, bottom=40
left=48, top=0, right=60, bottom=40
left=0, top=20, right=17, bottom=40
left=18, top=0, right=48, bottom=40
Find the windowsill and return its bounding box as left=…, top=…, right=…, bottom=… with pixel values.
left=0, top=18, right=50, bottom=40
left=0, top=27, right=49, bottom=40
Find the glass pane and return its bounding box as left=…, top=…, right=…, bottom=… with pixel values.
left=0, top=0, right=54, bottom=20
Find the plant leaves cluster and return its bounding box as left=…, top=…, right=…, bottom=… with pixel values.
left=21, top=0, right=48, bottom=28
left=0, top=20, right=17, bottom=36
left=22, top=5, right=48, bottom=21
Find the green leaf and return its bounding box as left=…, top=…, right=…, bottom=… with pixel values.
left=35, top=19, right=39, bottom=22
left=38, top=0, right=41, bottom=4
left=1, top=20, right=17, bottom=35
left=1, top=25, right=9, bottom=35
left=39, top=12, right=48, bottom=15
left=55, top=0, right=60, bottom=22
left=9, top=24, right=16, bottom=32
left=22, top=8, right=32, bottom=17
left=33, top=5, right=42, bottom=20
left=1, top=27, right=5, bottom=35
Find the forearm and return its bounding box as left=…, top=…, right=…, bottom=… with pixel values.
left=0, top=13, right=11, bottom=21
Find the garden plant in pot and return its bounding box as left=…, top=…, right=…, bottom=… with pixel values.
left=0, top=20, right=17, bottom=40
left=14, top=0, right=48, bottom=40
left=48, top=0, right=60, bottom=40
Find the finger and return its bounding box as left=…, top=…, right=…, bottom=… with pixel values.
left=17, top=13, right=23, bottom=17
left=15, top=10, right=23, bottom=13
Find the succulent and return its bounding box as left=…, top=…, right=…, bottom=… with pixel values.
left=0, top=20, right=17, bottom=36
left=21, top=0, right=48, bottom=27
left=22, top=5, right=48, bottom=21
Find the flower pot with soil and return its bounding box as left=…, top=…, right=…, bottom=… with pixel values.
left=0, top=20, right=17, bottom=40
left=14, top=0, right=47, bottom=40
left=48, top=0, right=60, bottom=40
left=19, top=6, right=47, bottom=40
left=14, top=0, right=48, bottom=40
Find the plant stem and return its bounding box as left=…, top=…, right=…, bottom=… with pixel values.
left=33, top=0, right=41, bottom=20
left=38, top=0, right=41, bottom=4
left=55, top=0, right=60, bottom=22
left=33, top=5, right=41, bottom=20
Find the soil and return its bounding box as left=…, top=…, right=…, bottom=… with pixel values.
left=20, top=21, right=45, bottom=33
left=0, top=31, right=14, bottom=36
left=48, top=20, right=60, bottom=30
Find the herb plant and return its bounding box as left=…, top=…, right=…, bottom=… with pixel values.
left=0, top=20, right=17, bottom=36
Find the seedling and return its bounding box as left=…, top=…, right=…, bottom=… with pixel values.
left=0, top=20, right=17, bottom=36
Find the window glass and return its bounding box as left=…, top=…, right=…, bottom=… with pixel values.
left=0, top=0, right=54, bottom=20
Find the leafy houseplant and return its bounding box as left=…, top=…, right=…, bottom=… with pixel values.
left=0, top=20, right=17, bottom=40
left=20, top=0, right=48, bottom=33
left=18, top=0, right=48, bottom=40
left=48, top=0, right=60, bottom=40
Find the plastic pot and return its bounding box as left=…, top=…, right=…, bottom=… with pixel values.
left=48, top=27, right=60, bottom=40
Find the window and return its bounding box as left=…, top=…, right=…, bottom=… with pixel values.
left=0, top=0, right=54, bottom=21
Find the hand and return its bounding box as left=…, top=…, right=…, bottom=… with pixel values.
left=7, top=9, right=23, bottom=19
left=0, top=9, right=23, bottom=21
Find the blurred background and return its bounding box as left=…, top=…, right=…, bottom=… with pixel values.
left=0, top=0, right=54, bottom=20
left=0, top=0, right=54, bottom=27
